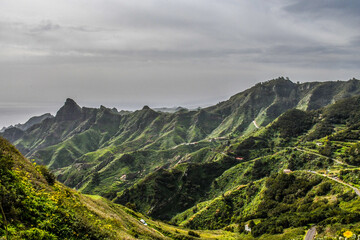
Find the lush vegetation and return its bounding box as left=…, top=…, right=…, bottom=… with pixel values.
left=2, top=78, right=359, bottom=200
left=2, top=78, right=360, bottom=239
left=171, top=172, right=360, bottom=237
left=0, top=137, right=193, bottom=239
left=115, top=156, right=239, bottom=220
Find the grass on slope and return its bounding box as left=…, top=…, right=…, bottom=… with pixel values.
left=171, top=171, right=360, bottom=238
left=1, top=136, right=264, bottom=240
left=0, top=137, right=166, bottom=239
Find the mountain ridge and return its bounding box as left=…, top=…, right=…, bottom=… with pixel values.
left=2, top=78, right=360, bottom=198
left=2, top=77, right=360, bottom=239
left=1, top=113, right=53, bottom=137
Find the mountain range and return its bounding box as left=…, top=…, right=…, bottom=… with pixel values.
left=2, top=77, right=360, bottom=239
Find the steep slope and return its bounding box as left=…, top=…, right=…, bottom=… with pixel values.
left=0, top=137, right=256, bottom=240
left=206, top=78, right=360, bottom=136
left=114, top=156, right=241, bottom=220
left=188, top=95, right=360, bottom=238
left=119, top=95, right=360, bottom=238
left=0, top=137, right=169, bottom=239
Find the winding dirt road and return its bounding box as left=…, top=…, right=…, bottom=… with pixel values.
left=304, top=226, right=316, bottom=240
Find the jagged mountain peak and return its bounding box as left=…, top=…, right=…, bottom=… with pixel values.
left=55, top=98, right=82, bottom=121
left=65, top=97, right=78, bottom=106
left=100, top=105, right=107, bottom=110
left=142, top=105, right=151, bottom=110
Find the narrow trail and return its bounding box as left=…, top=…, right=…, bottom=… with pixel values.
left=295, top=147, right=346, bottom=165
left=308, top=170, right=360, bottom=197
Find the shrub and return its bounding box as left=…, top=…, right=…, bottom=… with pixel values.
left=125, top=202, right=137, bottom=211
left=188, top=230, right=200, bottom=237
left=224, top=225, right=234, bottom=232
left=19, top=228, right=57, bottom=240
left=248, top=220, right=255, bottom=228
left=238, top=223, right=246, bottom=233
left=37, top=165, right=56, bottom=186
left=91, top=172, right=101, bottom=186
left=317, top=182, right=331, bottom=196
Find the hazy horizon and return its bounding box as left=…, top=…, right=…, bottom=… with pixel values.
left=1, top=77, right=358, bottom=129
left=0, top=96, right=219, bottom=128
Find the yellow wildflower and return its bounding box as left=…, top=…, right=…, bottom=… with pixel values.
left=343, top=231, right=353, bottom=238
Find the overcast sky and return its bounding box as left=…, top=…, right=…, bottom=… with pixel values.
left=1, top=0, right=360, bottom=127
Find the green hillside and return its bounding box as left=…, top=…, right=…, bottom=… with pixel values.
left=173, top=172, right=360, bottom=237
left=0, top=137, right=248, bottom=240
left=2, top=78, right=360, bottom=200
left=0, top=137, right=170, bottom=239
left=116, top=94, right=360, bottom=238
left=2, top=78, right=360, bottom=239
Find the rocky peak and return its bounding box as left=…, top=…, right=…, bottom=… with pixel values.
left=55, top=98, right=82, bottom=121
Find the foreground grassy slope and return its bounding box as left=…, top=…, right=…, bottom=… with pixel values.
left=0, top=136, right=171, bottom=239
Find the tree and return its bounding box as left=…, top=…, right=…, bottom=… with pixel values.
left=37, top=165, right=56, bottom=186
left=91, top=172, right=101, bottom=186
left=248, top=220, right=255, bottom=228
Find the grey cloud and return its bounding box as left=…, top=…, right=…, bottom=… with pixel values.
left=284, top=0, right=360, bottom=16
left=30, top=20, right=61, bottom=34
left=267, top=44, right=359, bottom=56
left=283, top=0, right=360, bottom=26
left=0, top=0, right=359, bottom=127
left=257, top=44, right=360, bottom=69
left=350, top=35, right=360, bottom=47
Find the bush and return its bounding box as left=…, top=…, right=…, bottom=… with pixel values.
left=37, top=165, right=56, bottom=186
left=91, top=172, right=101, bottom=186
left=19, top=228, right=57, bottom=240
left=248, top=220, right=255, bottom=228
left=0, top=151, right=14, bottom=171
left=238, top=223, right=246, bottom=233
left=125, top=202, right=137, bottom=211
left=224, top=225, right=234, bottom=232
left=188, top=230, right=200, bottom=237
left=317, top=182, right=331, bottom=196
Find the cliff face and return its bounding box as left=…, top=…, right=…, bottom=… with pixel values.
left=55, top=98, right=83, bottom=121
